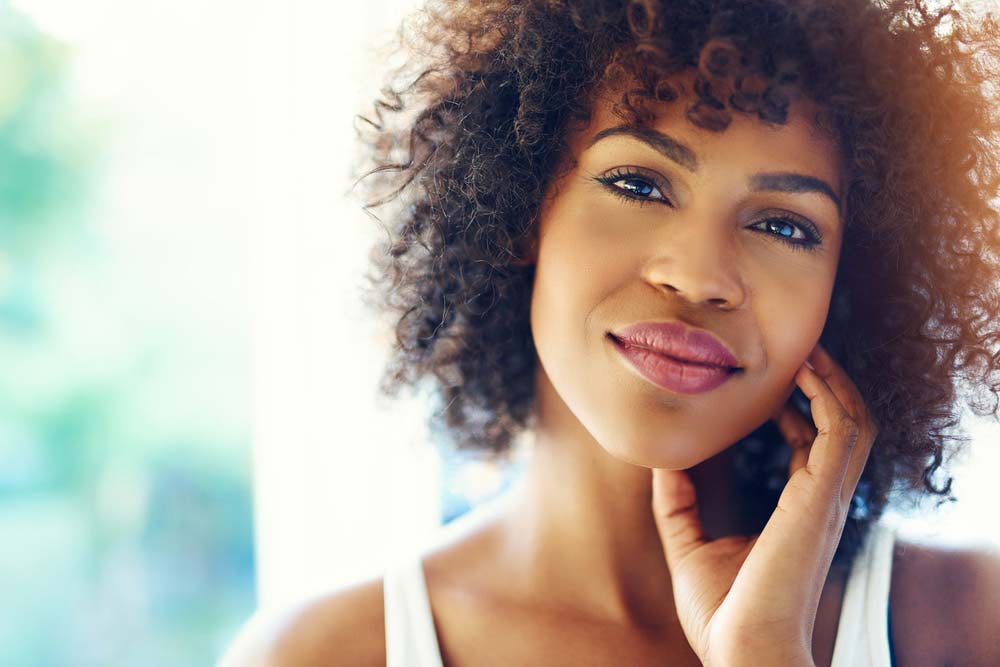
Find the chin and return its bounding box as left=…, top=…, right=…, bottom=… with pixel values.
left=600, top=433, right=720, bottom=471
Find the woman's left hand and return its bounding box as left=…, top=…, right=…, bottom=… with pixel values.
left=650, top=343, right=878, bottom=667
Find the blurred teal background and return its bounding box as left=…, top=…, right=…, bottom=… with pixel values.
left=0, top=3, right=255, bottom=664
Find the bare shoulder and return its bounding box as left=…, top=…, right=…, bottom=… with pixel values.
left=890, top=530, right=1000, bottom=666
left=214, top=499, right=513, bottom=667
left=217, top=575, right=386, bottom=667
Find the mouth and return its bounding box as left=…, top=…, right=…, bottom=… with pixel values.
left=608, top=333, right=741, bottom=394
left=607, top=333, right=741, bottom=372
left=609, top=319, right=743, bottom=371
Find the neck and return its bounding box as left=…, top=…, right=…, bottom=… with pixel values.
left=492, top=370, right=756, bottom=630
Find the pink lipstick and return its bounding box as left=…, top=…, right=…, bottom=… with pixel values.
left=609, top=321, right=741, bottom=394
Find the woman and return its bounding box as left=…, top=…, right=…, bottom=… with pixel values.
left=222, top=0, right=1000, bottom=664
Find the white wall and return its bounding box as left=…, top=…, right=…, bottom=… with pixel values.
left=246, top=0, right=439, bottom=608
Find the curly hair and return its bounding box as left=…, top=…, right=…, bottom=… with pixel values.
left=352, top=0, right=1000, bottom=570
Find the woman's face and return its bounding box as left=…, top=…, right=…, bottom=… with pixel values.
left=527, top=73, right=845, bottom=469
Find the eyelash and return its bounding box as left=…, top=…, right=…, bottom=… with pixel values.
left=593, top=167, right=824, bottom=252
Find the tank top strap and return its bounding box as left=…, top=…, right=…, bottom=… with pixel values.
left=830, top=521, right=897, bottom=667
left=383, top=550, right=445, bottom=667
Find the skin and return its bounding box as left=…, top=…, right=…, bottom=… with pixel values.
left=480, top=70, right=874, bottom=664
left=500, top=70, right=867, bottom=664
left=218, top=69, right=1000, bottom=667
left=524, top=71, right=844, bottom=474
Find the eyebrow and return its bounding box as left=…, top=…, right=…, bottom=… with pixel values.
left=587, top=124, right=842, bottom=214
left=749, top=173, right=841, bottom=214
left=589, top=125, right=699, bottom=172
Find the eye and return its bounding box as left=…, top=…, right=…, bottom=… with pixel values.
left=594, top=166, right=671, bottom=206
left=748, top=213, right=823, bottom=252
left=593, top=167, right=825, bottom=253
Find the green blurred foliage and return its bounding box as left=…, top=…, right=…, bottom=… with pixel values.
left=0, top=5, right=95, bottom=255
left=0, top=3, right=256, bottom=665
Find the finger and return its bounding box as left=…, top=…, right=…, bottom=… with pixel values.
left=773, top=396, right=817, bottom=449
left=841, top=431, right=876, bottom=508
left=651, top=467, right=706, bottom=571
left=773, top=400, right=817, bottom=477
left=807, top=345, right=863, bottom=422
left=789, top=444, right=810, bottom=480
left=807, top=346, right=878, bottom=505
left=793, top=361, right=857, bottom=501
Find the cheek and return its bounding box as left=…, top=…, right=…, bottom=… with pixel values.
left=530, top=199, right=634, bottom=333
left=526, top=189, right=839, bottom=469
left=754, top=265, right=833, bottom=378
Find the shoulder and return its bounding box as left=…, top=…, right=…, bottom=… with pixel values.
left=214, top=502, right=510, bottom=667
left=890, top=530, right=1000, bottom=666
left=217, top=575, right=386, bottom=667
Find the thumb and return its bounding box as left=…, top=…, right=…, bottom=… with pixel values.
left=651, top=467, right=706, bottom=570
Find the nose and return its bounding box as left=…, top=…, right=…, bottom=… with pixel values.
left=642, top=219, right=747, bottom=310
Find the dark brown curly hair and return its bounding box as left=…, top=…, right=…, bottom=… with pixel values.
left=352, top=0, right=1000, bottom=570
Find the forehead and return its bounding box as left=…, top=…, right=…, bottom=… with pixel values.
left=568, top=73, right=843, bottom=196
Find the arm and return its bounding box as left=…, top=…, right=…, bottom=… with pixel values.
left=888, top=536, right=1000, bottom=667
left=941, top=543, right=1000, bottom=665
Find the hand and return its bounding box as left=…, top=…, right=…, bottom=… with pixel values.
left=650, top=343, right=878, bottom=667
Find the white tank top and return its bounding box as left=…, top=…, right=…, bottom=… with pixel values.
left=383, top=522, right=897, bottom=667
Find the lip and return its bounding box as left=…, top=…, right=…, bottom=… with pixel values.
left=610, top=321, right=742, bottom=369
left=609, top=334, right=741, bottom=394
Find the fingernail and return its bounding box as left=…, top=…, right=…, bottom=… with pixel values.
left=804, top=359, right=815, bottom=370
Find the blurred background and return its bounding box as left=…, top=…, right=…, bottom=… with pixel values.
left=0, top=0, right=996, bottom=665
